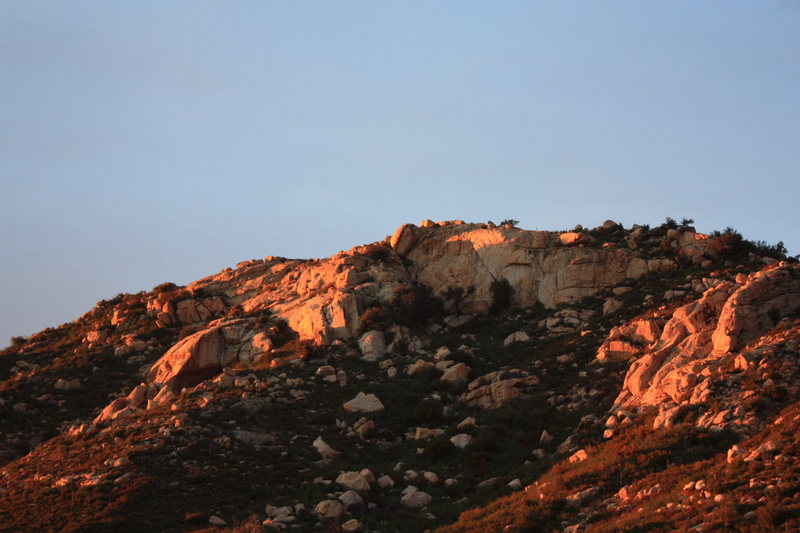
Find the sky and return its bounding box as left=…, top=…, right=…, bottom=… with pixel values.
left=1, top=1, right=799, bottom=345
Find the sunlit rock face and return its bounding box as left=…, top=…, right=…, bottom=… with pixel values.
left=140, top=220, right=722, bottom=394
left=401, top=222, right=709, bottom=312
left=611, top=264, right=800, bottom=411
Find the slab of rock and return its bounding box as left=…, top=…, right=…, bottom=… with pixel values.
left=336, top=471, right=371, bottom=491
left=462, top=373, right=540, bottom=409
left=441, top=362, right=471, bottom=385
left=343, top=392, right=385, bottom=414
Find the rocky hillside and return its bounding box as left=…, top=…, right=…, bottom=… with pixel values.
left=1, top=219, right=798, bottom=532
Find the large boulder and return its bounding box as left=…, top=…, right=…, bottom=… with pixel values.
left=358, top=330, right=386, bottom=361
left=390, top=224, right=419, bottom=257
left=148, top=327, right=230, bottom=391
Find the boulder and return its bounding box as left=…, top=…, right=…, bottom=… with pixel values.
left=559, top=232, right=596, bottom=246
left=414, top=427, right=445, bottom=440
left=401, top=491, right=432, bottom=508
left=312, top=436, right=340, bottom=460
left=341, top=519, right=363, bottom=533
left=358, top=330, right=386, bottom=361
left=450, top=434, right=472, bottom=449
left=502, top=330, right=530, bottom=347
left=390, top=224, right=418, bottom=257
left=338, top=490, right=364, bottom=510
left=336, top=472, right=370, bottom=492
left=343, top=393, right=385, bottom=414
left=148, top=327, right=228, bottom=391
left=462, top=373, right=540, bottom=409
left=441, top=363, right=471, bottom=385
left=314, top=500, right=343, bottom=520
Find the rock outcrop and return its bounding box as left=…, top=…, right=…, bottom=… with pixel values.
left=611, top=264, right=800, bottom=412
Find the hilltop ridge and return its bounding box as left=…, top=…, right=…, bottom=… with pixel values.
left=1, top=218, right=799, bottom=532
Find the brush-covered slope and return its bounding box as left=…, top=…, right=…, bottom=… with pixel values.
left=0, top=219, right=796, bottom=533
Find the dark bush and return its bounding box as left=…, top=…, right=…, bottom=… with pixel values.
left=709, top=227, right=788, bottom=262
left=359, top=285, right=444, bottom=332
left=423, top=437, right=457, bottom=460
left=296, top=340, right=321, bottom=360
left=362, top=243, right=393, bottom=263
left=10, top=336, right=26, bottom=348
left=499, top=219, right=519, bottom=227
left=226, top=305, right=245, bottom=317
left=489, top=278, right=513, bottom=314
left=152, top=282, right=179, bottom=294
left=251, top=309, right=274, bottom=330
left=412, top=398, right=444, bottom=425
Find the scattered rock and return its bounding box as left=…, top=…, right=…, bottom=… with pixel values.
left=343, top=392, right=385, bottom=414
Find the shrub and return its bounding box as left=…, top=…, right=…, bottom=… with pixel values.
left=362, top=243, right=393, bottom=263
left=152, top=282, right=179, bottom=294
left=251, top=309, right=274, bottom=330
left=411, top=398, right=444, bottom=425
left=423, top=437, right=457, bottom=460
left=10, top=336, right=26, bottom=348
left=226, top=305, right=245, bottom=317
left=499, top=219, right=519, bottom=227
left=489, top=278, right=513, bottom=314
left=359, top=285, right=444, bottom=332
left=295, top=340, right=321, bottom=360
left=709, top=228, right=789, bottom=262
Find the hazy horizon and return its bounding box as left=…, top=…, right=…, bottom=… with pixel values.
left=2, top=1, right=799, bottom=344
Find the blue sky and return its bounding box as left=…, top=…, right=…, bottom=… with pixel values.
left=1, top=2, right=799, bottom=344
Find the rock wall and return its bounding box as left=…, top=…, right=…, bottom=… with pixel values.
left=400, top=222, right=706, bottom=313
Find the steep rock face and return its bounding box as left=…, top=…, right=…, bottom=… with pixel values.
left=140, top=221, right=722, bottom=396
left=712, top=266, right=800, bottom=353
left=611, top=264, right=800, bottom=411
left=402, top=222, right=710, bottom=312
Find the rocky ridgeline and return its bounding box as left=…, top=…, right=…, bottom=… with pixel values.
left=97, top=219, right=723, bottom=422
left=2, top=218, right=798, bottom=532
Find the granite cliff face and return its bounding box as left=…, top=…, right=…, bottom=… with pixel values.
left=134, top=220, right=719, bottom=407
left=2, top=219, right=798, bottom=533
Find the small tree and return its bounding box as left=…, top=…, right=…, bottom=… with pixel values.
left=499, top=219, right=519, bottom=227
